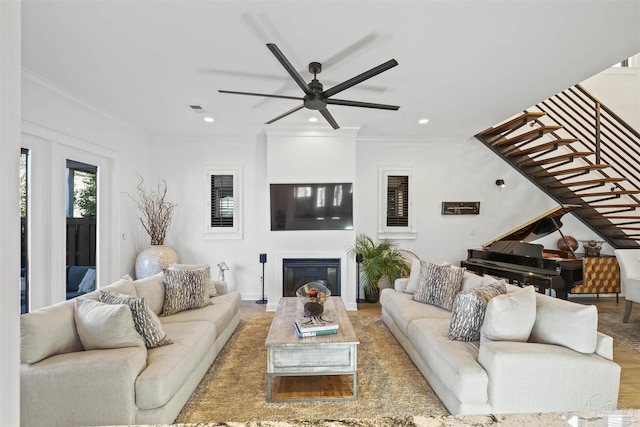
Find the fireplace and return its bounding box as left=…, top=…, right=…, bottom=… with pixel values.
left=282, top=258, right=341, bottom=297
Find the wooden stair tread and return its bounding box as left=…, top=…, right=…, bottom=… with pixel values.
left=506, top=139, right=576, bottom=157
left=480, top=112, right=546, bottom=136
left=578, top=204, right=640, bottom=208
left=493, top=126, right=562, bottom=146
left=535, top=164, right=611, bottom=177
left=548, top=177, right=627, bottom=188
left=559, top=190, right=640, bottom=198
left=520, top=152, right=593, bottom=167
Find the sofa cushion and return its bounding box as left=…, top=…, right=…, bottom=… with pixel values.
left=169, top=263, right=219, bottom=297
left=103, top=277, right=139, bottom=297
left=529, top=292, right=598, bottom=354
left=161, top=268, right=211, bottom=316
left=480, top=285, right=536, bottom=344
left=161, top=292, right=241, bottom=335
left=21, top=300, right=83, bottom=364
left=132, top=272, right=166, bottom=315
left=380, top=288, right=451, bottom=335
left=413, top=262, right=465, bottom=311
left=66, top=265, right=94, bottom=293
left=135, top=320, right=217, bottom=410
left=449, top=281, right=506, bottom=341
left=460, top=271, right=484, bottom=292
left=408, top=318, right=489, bottom=404
left=74, top=298, right=145, bottom=351
left=100, top=291, right=174, bottom=349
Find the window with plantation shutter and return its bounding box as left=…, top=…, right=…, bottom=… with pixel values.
left=210, top=175, right=234, bottom=228
left=378, top=167, right=416, bottom=239
left=386, top=175, right=409, bottom=227
left=204, top=166, right=243, bottom=239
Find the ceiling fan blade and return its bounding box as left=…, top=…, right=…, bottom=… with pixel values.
left=322, top=59, right=398, bottom=98
left=266, top=43, right=314, bottom=96
left=327, top=98, right=400, bottom=110
left=319, top=108, right=340, bottom=130
left=218, top=90, right=303, bottom=101
left=265, top=104, right=305, bottom=125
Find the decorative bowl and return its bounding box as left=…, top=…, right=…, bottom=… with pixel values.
left=296, top=282, right=331, bottom=317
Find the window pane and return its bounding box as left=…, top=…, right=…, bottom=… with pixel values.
left=211, top=175, right=234, bottom=227
left=387, top=175, right=409, bottom=227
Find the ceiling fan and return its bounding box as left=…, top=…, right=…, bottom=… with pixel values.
left=218, top=43, right=400, bottom=129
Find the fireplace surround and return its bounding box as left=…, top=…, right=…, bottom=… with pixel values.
left=282, top=258, right=341, bottom=297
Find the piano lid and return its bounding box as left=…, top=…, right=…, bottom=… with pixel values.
left=482, top=205, right=579, bottom=249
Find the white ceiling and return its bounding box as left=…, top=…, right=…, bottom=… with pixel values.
left=21, top=0, right=640, bottom=139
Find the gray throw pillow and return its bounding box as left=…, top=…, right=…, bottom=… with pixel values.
left=448, top=281, right=507, bottom=341
left=100, top=291, right=173, bottom=348
left=413, top=262, right=466, bottom=311
left=161, top=267, right=211, bottom=316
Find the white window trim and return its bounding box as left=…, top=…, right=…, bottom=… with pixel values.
left=203, top=166, right=243, bottom=240
left=378, top=166, right=417, bottom=240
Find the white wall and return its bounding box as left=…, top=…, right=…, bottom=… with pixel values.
left=0, top=1, right=22, bottom=425
left=21, top=74, right=154, bottom=309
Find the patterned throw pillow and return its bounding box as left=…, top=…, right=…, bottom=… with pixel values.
left=169, top=263, right=219, bottom=297
left=99, top=291, right=173, bottom=349
left=413, top=262, right=466, bottom=311
left=448, top=281, right=507, bottom=341
left=161, top=267, right=211, bottom=316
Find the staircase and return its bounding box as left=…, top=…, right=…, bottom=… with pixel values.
left=476, top=84, right=640, bottom=249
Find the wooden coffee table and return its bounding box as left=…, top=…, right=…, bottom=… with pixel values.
left=265, top=297, right=359, bottom=402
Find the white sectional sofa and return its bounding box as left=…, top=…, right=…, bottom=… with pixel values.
left=20, top=269, right=241, bottom=426
left=380, top=262, right=621, bottom=415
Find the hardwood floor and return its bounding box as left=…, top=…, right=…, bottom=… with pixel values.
left=240, top=295, right=639, bottom=410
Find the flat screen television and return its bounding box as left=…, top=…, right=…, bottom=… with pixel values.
left=270, top=183, right=353, bottom=231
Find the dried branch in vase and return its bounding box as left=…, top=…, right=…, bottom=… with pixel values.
left=128, top=176, right=177, bottom=245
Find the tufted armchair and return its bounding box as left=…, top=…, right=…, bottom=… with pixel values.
left=614, top=249, right=640, bottom=323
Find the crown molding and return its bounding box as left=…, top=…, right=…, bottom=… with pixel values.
left=22, top=68, right=149, bottom=139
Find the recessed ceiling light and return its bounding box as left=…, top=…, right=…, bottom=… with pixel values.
left=308, top=117, right=318, bottom=123
left=203, top=116, right=214, bottom=123
left=418, top=118, right=429, bottom=125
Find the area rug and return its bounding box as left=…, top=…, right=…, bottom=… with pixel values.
left=597, top=311, right=640, bottom=353
left=175, top=312, right=448, bottom=423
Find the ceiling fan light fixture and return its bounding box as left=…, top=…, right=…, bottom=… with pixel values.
left=308, top=117, right=318, bottom=123
left=203, top=116, right=214, bottom=123
left=418, top=118, right=429, bottom=125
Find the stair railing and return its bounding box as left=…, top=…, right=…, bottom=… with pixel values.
left=535, top=84, right=640, bottom=205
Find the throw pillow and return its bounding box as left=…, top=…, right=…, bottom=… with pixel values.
left=74, top=298, right=145, bottom=351
left=403, top=257, right=422, bottom=294
left=448, top=281, right=506, bottom=341
left=162, top=267, right=211, bottom=316
left=480, top=285, right=536, bottom=344
left=100, top=291, right=173, bottom=348
left=77, top=268, right=96, bottom=293
left=169, top=263, right=219, bottom=297
left=413, top=263, right=466, bottom=311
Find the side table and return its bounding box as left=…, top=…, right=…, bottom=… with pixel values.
left=570, top=254, right=620, bottom=301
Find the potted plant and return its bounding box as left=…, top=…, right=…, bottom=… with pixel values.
left=348, top=234, right=408, bottom=303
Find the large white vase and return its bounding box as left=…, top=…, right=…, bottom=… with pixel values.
left=135, top=244, right=179, bottom=279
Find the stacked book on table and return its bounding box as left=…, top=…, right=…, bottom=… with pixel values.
left=294, top=314, right=339, bottom=338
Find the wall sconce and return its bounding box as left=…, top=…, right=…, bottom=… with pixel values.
left=495, top=179, right=506, bottom=187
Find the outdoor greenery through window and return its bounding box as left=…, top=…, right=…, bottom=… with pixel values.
left=66, top=161, right=97, bottom=218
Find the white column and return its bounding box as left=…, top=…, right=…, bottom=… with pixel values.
left=0, top=0, right=22, bottom=425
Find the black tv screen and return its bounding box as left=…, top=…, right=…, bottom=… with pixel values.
left=270, top=183, right=354, bottom=231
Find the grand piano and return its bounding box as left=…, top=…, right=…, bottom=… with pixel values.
left=460, top=205, right=583, bottom=299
